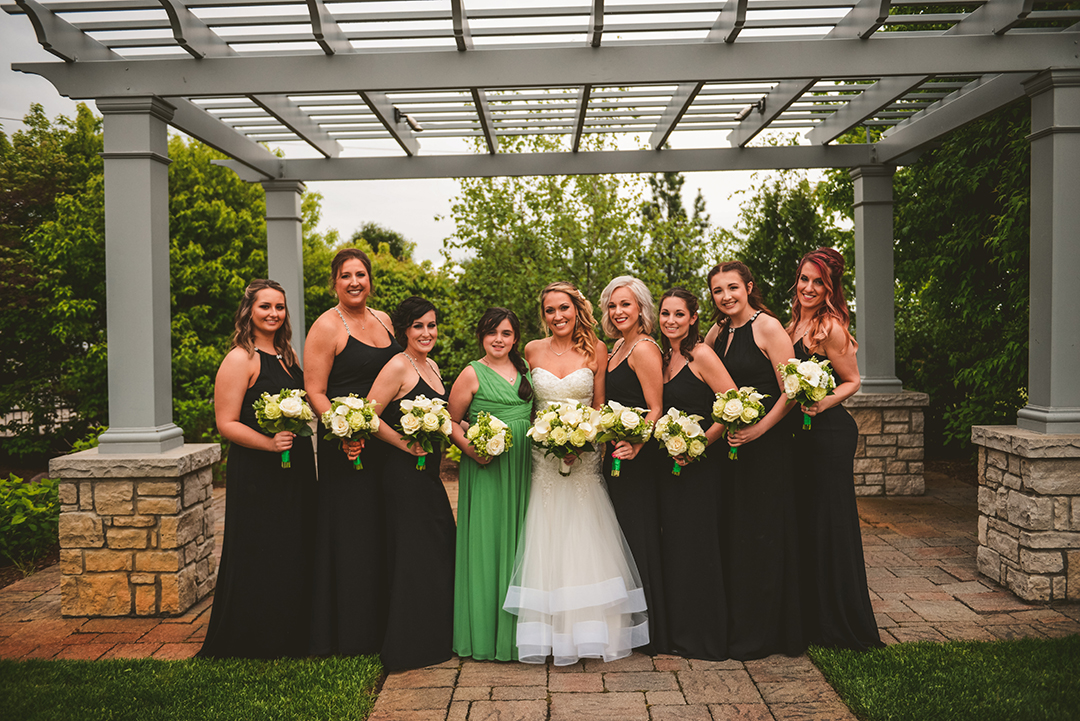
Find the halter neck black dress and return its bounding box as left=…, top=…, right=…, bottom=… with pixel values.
left=715, top=314, right=804, bottom=659
left=793, top=339, right=883, bottom=651
left=200, top=350, right=316, bottom=658
left=658, top=363, right=728, bottom=660
left=603, top=342, right=669, bottom=655
left=379, top=375, right=456, bottom=671
left=310, top=326, right=401, bottom=657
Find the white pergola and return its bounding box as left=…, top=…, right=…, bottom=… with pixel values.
left=7, top=0, right=1080, bottom=455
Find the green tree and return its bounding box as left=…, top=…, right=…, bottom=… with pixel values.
left=636, top=170, right=715, bottom=298
left=350, top=221, right=415, bottom=262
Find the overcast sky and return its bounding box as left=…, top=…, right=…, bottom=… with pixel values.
left=2, top=15, right=786, bottom=265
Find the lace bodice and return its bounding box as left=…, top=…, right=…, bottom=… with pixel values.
left=529, top=367, right=602, bottom=504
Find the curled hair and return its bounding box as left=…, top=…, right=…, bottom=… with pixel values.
left=391, top=296, right=437, bottom=348
left=599, top=275, right=657, bottom=338
left=706, top=261, right=777, bottom=335
left=659, top=288, right=701, bottom=369
left=231, top=279, right=298, bottom=368
left=329, top=247, right=374, bottom=295
left=476, top=307, right=533, bottom=401
left=787, top=248, right=857, bottom=353
left=539, top=281, right=600, bottom=365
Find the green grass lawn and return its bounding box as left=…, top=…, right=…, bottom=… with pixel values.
left=809, top=635, right=1080, bottom=721
left=0, top=655, right=382, bottom=721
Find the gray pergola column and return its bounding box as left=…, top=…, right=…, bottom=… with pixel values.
left=96, top=97, right=184, bottom=454
left=851, top=165, right=903, bottom=394
left=1017, top=69, right=1080, bottom=434
left=262, top=179, right=308, bottom=360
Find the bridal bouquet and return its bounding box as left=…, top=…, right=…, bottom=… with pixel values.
left=398, top=395, right=454, bottom=470
left=526, top=401, right=600, bottom=476
left=465, top=411, right=513, bottom=460
left=320, top=394, right=380, bottom=470
left=595, top=400, right=653, bottom=477
left=777, top=357, right=836, bottom=430
left=713, top=387, right=768, bottom=460
left=253, top=388, right=315, bottom=468
left=653, top=407, right=708, bottom=476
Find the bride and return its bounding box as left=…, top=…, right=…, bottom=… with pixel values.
left=503, top=281, right=649, bottom=665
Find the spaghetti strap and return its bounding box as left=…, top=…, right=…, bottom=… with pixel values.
left=370, top=311, right=395, bottom=342
left=626, top=337, right=661, bottom=355
left=334, top=306, right=351, bottom=334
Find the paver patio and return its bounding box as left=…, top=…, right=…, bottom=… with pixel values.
left=2, top=469, right=1078, bottom=720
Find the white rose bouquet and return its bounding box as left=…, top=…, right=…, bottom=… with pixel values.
left=464, top=410, right=513, bottom=461
left=595, top=400, right=653, bottom=477
left=526, top=401, right=600, bottom=476
left=320, top=394, right=381, bottom=470
left=712, top=386, right=768, bottom=460
left=653, top=407, right=708, bottom=476
left=252, top=388, right=315, bottom=468
left=397, top=394, right=454, bottom=470
left=776, top=357, right=836, bottom=430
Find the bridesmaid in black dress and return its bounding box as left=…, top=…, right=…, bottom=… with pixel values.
left=786, top=248, right=883, bottom=651
left=200, top=279, right=316, bottom=658
left=305, top=248, right=400, bottom=656
left=367, top=297, right=455, bottom=671
left=704, top=261, right=804, bottom=660
left=598, top=276, right=667, bottom=654
left=656, top=288, right=736, bottom=660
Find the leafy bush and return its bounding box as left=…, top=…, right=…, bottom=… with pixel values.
left=0, top=474, right=60, bottom=574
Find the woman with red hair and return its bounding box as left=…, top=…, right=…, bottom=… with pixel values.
left=787, top=248, right=882, bottom=651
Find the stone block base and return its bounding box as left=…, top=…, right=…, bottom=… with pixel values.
left=50, top=443, right=221, bottom=617
left=845, top=390, right=929, bottom=496
left=973, top=425, right=1080, bottom=602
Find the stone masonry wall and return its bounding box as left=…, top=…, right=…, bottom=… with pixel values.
left=50, top=444, right=220, bottom=617
left=973, top=425, right=1080, bottom=602
left=844, top=391, right=929, bottom=496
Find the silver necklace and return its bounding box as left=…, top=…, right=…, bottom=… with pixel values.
left=338, top=303, right=367, bottom=330
left=549, top=338, right=573, bottom=356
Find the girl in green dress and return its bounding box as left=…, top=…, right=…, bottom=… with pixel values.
left=448, top=308, right=534, bottom=661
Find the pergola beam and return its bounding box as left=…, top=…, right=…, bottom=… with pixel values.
left=947, top=0, right=1034, bottom=35
left=829, top=0, right=892, bottom=40
left=571, top=84, right=592, bottom=153
left=471, top=88, right=499, bottom=154
left=875, top=72, right=1029, bottom=163
left=169, top=98, right=283, bottom=179
left=451, top=0, right=472, bottom=51
left=14, top=0, right=119, bottom=62
left=19, top=35, right=1071, bottom=100
left=358, top=91, right=421, bottom=156
left=157, top=0, right=232, bottom=59
left=807, top=76, right=928, bottom=145
left=307, top=0, right=353, bottom=55
left=728, top=79, right=817, bottom=147
left=589, top=0, right=605, bottom=48
left=706, top=0, right=748, bottom=44
left=649, top=82, right=705, bottom=149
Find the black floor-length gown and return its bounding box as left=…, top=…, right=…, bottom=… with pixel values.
left=603, top=346, right=669, bottom=655
left=793, top=339, right=883, bottom=651
left=716, top=312, right=804, bottom=659
left=310, top=320, right=401, bottom=656
left=200, top=350, right=316, bottom=658
left=379, top=377, right=456, bottom=671
left=658, top=363, right=728, bottom=660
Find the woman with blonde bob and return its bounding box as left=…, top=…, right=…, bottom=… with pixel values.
left=503, top=281, right=649, bottom=666
left=598, top=275, right=668, bottom=654
left=200, top=279, right=315, bottom=659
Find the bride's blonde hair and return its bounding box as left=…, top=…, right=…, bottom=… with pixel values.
left=539, top=281, right=599, bottom=366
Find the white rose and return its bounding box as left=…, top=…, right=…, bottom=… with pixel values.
left=342, top=396, right=364, bottom=410
left=300, top=405, right=314, bottom=421
left=401, top=413, right=422, bottom=434
left=723, top=398, right=744, bottom=422
left=569, top=428, right=588, bottom=447
left=486, top=434, right=506, bottom=456
left=550, top=426, right=569, bottom=445
left=330, top=414, right=350, bottom=437
left=347, top=410, right=367, bottom=431
left=796, top=361, right=822, bottom=384
left=712, top=399, right=726, bottom=419
left=263, top=401, right=282, bottom=419
left=490, top=417, right=507, bottom=432
left=279, top=396, right=303, bottom=418
left=422, top=412, right=441, bottom=432
left=441, top=417, right=453, bottom=436
left=599, top=411, right=616, bottom=429
left=688, top=439, right=706, bottom=457
left=783, top=373, right=802, bottom=397
left=400, top=399, right=415, bottom=413
left=619, top=409, right=642, bottom=430
left=739, top=406, right=759, bottom=424
left=666, top=435, right=688, bottom=456
left=466, top=424, right=480, bottom=440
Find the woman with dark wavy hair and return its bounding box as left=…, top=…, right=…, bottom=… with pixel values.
left=447, top=307, right=534, bottom=661
left=787, top=248, right=883, bottom=651
left=200, top=279, right=315, bottom=658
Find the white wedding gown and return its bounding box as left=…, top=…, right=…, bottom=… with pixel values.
left=503, top=367, right=649, bottom=665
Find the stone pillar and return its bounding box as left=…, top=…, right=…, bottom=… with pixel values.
left=845, top=391, right=928, bottom=496
left=973, top=426, right=1080, bottom=602
left=262, top=179, right=308, bottom=361
left=850, top=165, right=903, bottom=394
left=95, top=97, right=184, bottom=454
left=52, top=445, right=220, bottom=617
left=1017, top=69, right=1080, bottom=434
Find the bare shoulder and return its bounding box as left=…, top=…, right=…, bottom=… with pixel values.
left=370, top=307, right=393, bottom=327
left=703, top=323, right=720, bottom=346
left=592, top=338, right=609, bottom=371
left=755, top=313, right=790, bottom=340
left=633, top=336, right=663, bottom=360
left=216, top=346, right=257, bottom=385
left=523, top=339, right=545, bottom=362
left=455, top=363, right=479, bottom=385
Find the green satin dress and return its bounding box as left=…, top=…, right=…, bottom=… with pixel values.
left=453, top=360, right=534, bottom=661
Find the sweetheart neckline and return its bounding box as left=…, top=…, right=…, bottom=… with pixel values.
left=531, top=366, right=594, bottom=382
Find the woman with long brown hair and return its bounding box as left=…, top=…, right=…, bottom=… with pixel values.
left=200, top=279, right=315, bottom=658
left=787, top=248, right=882, bottom=651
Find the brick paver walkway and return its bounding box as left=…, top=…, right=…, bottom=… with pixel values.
left=2, top=470, right=1078, bottom=721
